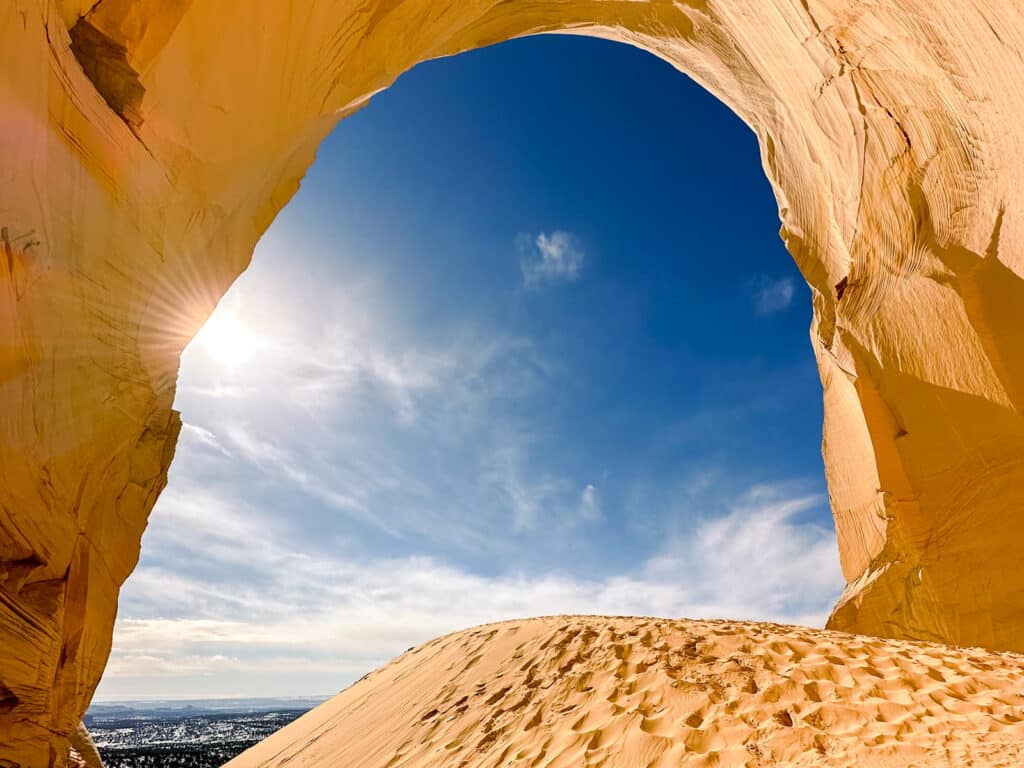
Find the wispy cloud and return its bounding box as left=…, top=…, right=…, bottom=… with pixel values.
left=219, top=424, right=390, bottom=534
left=172, top=252, right=567, bottom=547
left=519, top=231, right=585, bottom=287
left=101, top=479, right=842, bottom=699
left=641, top=485, right=840, bottom=624
left=109, top=227, right=839, bottom=702
left=481, top=431, right=567, bottom=531
left=180, top=423, right=232, bottom=457
left=579, top=483, right=601, bottom=521
left=182, top=286, right=456, bottom=424
left=753, top=276, right=795, bottom=315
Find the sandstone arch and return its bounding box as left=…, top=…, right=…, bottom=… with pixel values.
left=3, top=1, right=1024, bottom=764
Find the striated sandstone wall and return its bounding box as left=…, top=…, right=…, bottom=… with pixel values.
left=2, top=0, right=1024, bottom=764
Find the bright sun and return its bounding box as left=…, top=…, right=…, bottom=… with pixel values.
left=193, top=310, right=261, bottom=368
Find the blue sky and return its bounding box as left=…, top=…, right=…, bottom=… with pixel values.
left=96, top=35, right=842, bottom=700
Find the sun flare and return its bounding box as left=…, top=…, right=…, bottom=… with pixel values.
left=193, top=310, right=261, bottom=368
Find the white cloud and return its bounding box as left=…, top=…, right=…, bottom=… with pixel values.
left=182, top=299, right=454, bottom=424
left=171, top=252, right=565, bottom=545
left=180, top=423, right=232, bottom=457
left=100, top=481, right=843, bottom=699
left=481, top=432, right=565, bottom=531
left=519, top=231, right=585, bottom=287
left=219, top=424, right=392, bottom=534
left=179, top=253, right=487, bottom=427
left=579, top=484, right=601, bottom=521
left=641, top=485, right=841, bottom=625
left=754, top=276, right=795, bottom=315
left=115, top=228, right=841, bottom=702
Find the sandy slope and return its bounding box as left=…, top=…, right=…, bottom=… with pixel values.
left=226, top=616, right=1024, bottom=767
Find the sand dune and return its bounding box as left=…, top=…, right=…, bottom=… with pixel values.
left=226, top=616, right=1024, bottom=767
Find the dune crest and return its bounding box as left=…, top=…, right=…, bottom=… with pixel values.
left=227, top=617, right=1024, bottom=767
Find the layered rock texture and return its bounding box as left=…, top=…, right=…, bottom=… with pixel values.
left=2, top=0, right=1024, bottom=764
left=227, top=617, right=1024, bottom=767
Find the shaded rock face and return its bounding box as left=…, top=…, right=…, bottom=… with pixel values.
left=2, top=0, right=1023, bottom=764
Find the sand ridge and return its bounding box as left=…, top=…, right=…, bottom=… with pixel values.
left=226, top=616, right=1024, bottom=767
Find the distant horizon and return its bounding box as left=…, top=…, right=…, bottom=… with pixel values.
left=89, top=694, right=334, bottom=704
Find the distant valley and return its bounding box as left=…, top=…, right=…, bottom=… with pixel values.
left=85, top=698, right=328, bottom=768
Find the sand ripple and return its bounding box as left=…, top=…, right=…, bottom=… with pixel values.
left=227, top=617, right=1024, bottom=767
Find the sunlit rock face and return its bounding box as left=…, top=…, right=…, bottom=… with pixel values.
left=2, top=0, right=1023, bottom=764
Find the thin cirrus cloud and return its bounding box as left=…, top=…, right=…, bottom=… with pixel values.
left=99, top=228, right=840, bottom=700
left=481, top=429, right=569, bottom=532
left=99, top=476, right=842, bottom=699
left=179, top=246, right=551, bottom=428
left=519, top=231, right=585, bottom=287
left=753, top=276, right=796, bottom=316
left=172, top=245, right=585, bottom=547
left=101, top=370, right=843, bottom=699
left=579, top=483, right=601, bottom=521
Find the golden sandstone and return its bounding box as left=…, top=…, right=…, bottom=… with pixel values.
left=2, top=1, right=1024, bottom=765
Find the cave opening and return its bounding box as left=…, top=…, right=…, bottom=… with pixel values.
left=92, top=35, right=838, bottom=716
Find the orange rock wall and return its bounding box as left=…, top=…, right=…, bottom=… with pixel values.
left=3, top=1, right=1024, bottom=764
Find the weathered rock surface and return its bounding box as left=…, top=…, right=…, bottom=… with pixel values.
left=227, top=616, right=1024, bottom=767
left=2, top=0, right=1024, bottom=764
left=66, top=724, right=101, bottom=768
